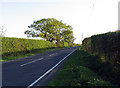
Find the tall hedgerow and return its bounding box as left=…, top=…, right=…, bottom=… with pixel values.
left=82, top=31, right=120, bottom=77
left=2, top=37, right=55, bottom=57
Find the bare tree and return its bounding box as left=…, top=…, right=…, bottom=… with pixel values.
left=0, top=25, right=7, bottom=37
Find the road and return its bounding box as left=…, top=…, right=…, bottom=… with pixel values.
left=2, top=46, right=79, bottom=87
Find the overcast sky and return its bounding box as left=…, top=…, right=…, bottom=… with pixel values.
left=0, top=0, right=119, bottom=44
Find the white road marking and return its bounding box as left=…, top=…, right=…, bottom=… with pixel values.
left=27, top=47, right=78, bottom=88
left=49, top=53, right=57, bottom=56
left=20, top=58, right=43, bottom=67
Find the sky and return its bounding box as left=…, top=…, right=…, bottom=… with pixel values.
left=0, top=0, right=119, bottom=44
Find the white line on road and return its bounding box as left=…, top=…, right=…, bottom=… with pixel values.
left=27, top=47, right=79, bottom=88
left=49, top=53, right=57, bottom=56
left=20, top=58, right=43, bottom=67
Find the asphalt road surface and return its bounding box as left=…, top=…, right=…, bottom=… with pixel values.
left=2, top=46, right=79, bottom=87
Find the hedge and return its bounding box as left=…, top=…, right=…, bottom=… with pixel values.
left=2, top=37, right=55, bottom=57
left=82, top=31, right=120, bottom=76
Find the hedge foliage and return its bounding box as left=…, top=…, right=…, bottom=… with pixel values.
left=2, top=37, right=56, bottom=57
left=82, top=31, right=120, bottom=76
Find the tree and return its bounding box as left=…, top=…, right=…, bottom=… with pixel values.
left=24, top=18, right=75, bottom=47
left=0, top=25, right=7, bottom=37
left=64, top=33, right=76, bottom=46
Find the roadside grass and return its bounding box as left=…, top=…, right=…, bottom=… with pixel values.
left=49, top=48, right=119, bottom=87
left=1, top=47, right=70, bottom=62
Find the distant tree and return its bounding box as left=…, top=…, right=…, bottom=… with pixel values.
left=0, top=25, right=7, bottom=37
left=25, top=18, right=75, bottom=47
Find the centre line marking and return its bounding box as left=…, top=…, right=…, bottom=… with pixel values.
left=27, top=47, right=79, bottom=88
left=20, top=58, right=43, bottom=67
left=49, top=53, right=57, bottom=56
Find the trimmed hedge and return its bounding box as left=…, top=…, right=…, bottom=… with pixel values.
left=82, top=31, right=120, bottom=76
left=2, top=37, right=55, bottom=57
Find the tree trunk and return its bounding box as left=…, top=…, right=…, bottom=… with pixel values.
left=56, top=40, right=61, bottom=48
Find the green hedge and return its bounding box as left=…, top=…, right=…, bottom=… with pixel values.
left=2, top=37, right=55, bottom=57
left=82, top=31, right=120, bottom=76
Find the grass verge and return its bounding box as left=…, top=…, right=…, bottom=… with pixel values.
left=49, top=48, right=119, bottom=87
left=1, top=47, right=69, bottom=62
